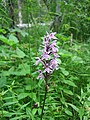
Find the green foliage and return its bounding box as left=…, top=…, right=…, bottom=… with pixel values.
left=0, top=29, right=90, bottom=119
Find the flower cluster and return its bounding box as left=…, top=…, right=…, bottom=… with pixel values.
left=36, top=32, right=59, bottom=79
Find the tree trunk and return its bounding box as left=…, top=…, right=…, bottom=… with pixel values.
left=18, top=0, right=22, bottom=25
left=50, top=1, right=61, bottom=32
left=8, top=0, right=15, bottom=28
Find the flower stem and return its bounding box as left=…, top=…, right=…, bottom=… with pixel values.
left=40, top=78, right=48, bottom=120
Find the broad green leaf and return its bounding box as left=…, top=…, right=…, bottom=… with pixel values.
left=16, top=47, right=26, bottom=58
left=9, top=34, right=19, bottom=44
left=79, top=108, right=84, bottom=120
left=83, top=116, right=88, bottom=120
left=60, top=67, right=69, bottom=76
left=72, top=56, right=83, bottom=64
left=0, top=35, right=10, bottom=45
left=32, top=108, right=37, bottom=115
left=0, top=28, right=6, bottom=34
left=15, top=63, right=30, bottom=75
left=59, top=49, right=72, bottom=57
left=26, top=107, right=31, bottom=116
left=0, top=110, right=13, bottom=117
left=13, top=27, right=28, bottom=37
left=57, top=33, right=70, bottom=41
left=0, top=35, right=15, bottom=46
left=50, top=117, right=54, bottom=120
left=26, top=85, right=32, bottom=90
left=86, top=17, right=90, bottom=21
left=38, top=108, right=42, bottom=115
left=18, top=93, right=29, bottom=100
left=29, top=93, right=36, bottom=101
left=8, top=67, right=14, bottom=75
left=0, top=76, right=7, bottom=88
left=26, top=107, right=34, bottom=120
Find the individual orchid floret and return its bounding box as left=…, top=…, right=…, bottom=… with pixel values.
left=50, top=40, right=57, bottom=47
left=44, top=36, right=49, bottom=44
left=42, top=51, right=50, bottom=60
left=36, top=57, right=45, bottom=66
left=51, top=46, right=58, bottom=53
left=37, top=70, right=44, bottom=79
left=48, top=32, right=57, bottom=40
left=44, top=63, right=52, bottom=73
left=36, top=57, right=41, bottom=65
left=50, top=58, right=58, bottom=70
left=53, top=52, right=59, bottom=58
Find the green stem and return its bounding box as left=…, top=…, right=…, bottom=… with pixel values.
left=40, top=79, right=48, bottom=120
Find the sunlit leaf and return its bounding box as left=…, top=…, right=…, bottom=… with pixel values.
left=60, top=67, right=69, bottom=76
left=68, top=103, right=79, bottom=112
left=18, top=93, right=29, bottom=100
left=0, top=76, right=7, bottom=88
left=63, top=80, right=77, bottom=87
left=16, top=47, right=26, bottom=58
left=63, top=89, right=73, bottom=95
left=9, top=34, right=19, bottom=44
left=65, top=109, right=72, bottom=116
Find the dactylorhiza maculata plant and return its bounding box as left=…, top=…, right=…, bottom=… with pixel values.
left=36, top=32, right=59, bottom=79
left=36, top=32, right=59, bottom=120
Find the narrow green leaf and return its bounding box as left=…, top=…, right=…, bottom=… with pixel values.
left=63, top=80, right=77, bottom=87
left=65, top=109, right=72, bottom=116
left=68, top=103, right=79, bottom=112
left=3, top=101, right=18, bottom=106
left=10, top=115, right=28, bottom=120
left=21, top=102, right=30, bottom=109
left=63, top=89, right=73, bottom=95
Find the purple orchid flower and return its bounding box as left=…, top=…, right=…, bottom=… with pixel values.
left=36, top=32, right=59, bottom=79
